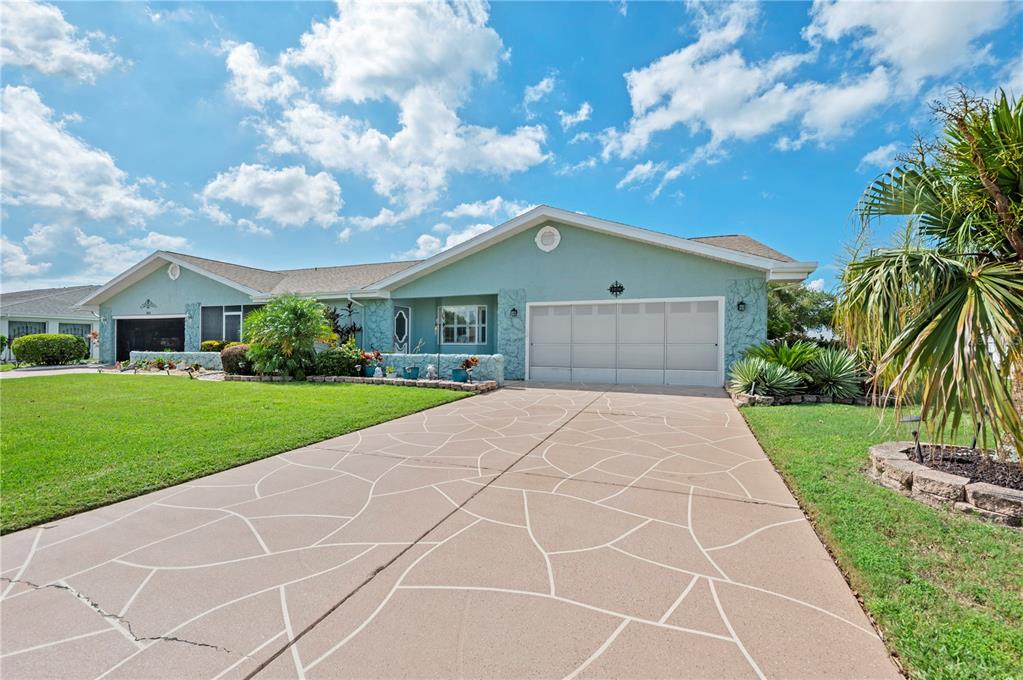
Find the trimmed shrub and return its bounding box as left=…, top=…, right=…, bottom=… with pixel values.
left=807, top=348, right=862, bottom=399
left=316, top=337, right=361, bottom=376
left=728, top=357, right=803, bottom=397
left=11, top=333, right=88, bottom=366
left=0, top=335, right=7, bottom=354
left=200, top=339, right=227, bottom=353
left=221, top=344, right=253, bottom=375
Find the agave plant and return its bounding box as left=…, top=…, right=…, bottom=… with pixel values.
left=744, top=339, right=820, bottom=372
left=728, top=357, right=803, bottom=397
left=807, top=348, right=862, bottom=399
left=837, top=89, right=1023, bottom=456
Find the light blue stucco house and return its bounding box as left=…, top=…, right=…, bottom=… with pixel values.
left=78, top=206, right=815, bottom=386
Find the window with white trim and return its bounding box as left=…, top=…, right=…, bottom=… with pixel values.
left=441, top=305, right=487, bottom=344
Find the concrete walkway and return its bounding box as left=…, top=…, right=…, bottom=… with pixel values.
left=0, top=384, right=899, bottom=679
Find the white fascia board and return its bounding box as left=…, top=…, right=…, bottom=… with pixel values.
left=76, top=251, right=262, bottom=307
left=766, top=261, right=818, bottom=281
left=369, top=206, right=802, bottom=291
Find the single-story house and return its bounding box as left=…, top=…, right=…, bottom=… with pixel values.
left=1, top=285, right=101, bottom=361
left=77, top=206, right=815, bottom=386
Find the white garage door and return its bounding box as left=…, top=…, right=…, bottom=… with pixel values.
left=528, top=299, right=722, bottom=386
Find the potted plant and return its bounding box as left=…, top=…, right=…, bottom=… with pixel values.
left=452, top=356, right=479, bottom=383
left=385, top=366, right=396, bottom=378
left=360, top=350, right=382, bottom=377
left=403, top=365, right=420, bottom=380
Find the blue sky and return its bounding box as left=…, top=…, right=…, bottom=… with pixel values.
left=1, top=0, right=1020, bottom=292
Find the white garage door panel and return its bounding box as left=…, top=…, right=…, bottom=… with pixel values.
left=528, top=299, right=721, bottom=386
left=666, top=344, right=719, bottom=371
left=572, top=343, right=616, bottom=368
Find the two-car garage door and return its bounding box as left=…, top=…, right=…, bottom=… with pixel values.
left=527, top=299, right=722, bottom=386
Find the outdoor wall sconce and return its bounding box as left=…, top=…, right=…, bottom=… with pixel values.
left=509, top=307, right=519, bottom=318
left=737, top=300, right=747, bottom=312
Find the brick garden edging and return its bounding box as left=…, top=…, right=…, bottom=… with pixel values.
left=307, top=375, right=499, bottom=393
left=868, top=442, right=1022, bottom=527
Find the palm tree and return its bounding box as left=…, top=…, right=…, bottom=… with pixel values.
left=837, top=89, right=1023, bottom=456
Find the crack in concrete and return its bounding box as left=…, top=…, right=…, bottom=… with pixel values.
left=0, top=577, right=234, bottom=655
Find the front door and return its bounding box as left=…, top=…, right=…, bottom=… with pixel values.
left=393, top=306, right=411, bottom=352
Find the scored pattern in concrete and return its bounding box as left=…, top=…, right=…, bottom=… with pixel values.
left=0, top=384, right=899, bottom=679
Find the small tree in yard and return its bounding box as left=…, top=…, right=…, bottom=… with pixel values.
left=243, top=294, right=334, bottom=379
left=767, top=283, right=835, bottom=340
left=837, top=89, right=1023, bottom=457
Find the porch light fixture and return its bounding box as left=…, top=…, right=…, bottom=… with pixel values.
left=509, top=307, right=519, bottom=318
left=737, top=300, right=747, bottom=312
left=608, top=281, right=625, bottom=298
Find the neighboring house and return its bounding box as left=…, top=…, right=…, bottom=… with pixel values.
left=78, top=206, right=815, bottom=385
left=1, top=285, right=101, bottom=361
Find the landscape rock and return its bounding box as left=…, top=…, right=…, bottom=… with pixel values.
left=913, top=468, right=969, bottom=501
left=965, top=483, right=1023, bottom=518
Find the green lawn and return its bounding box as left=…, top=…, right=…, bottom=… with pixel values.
left=0, top=375, right=467, bottom=533
left=742, top=404, right=1023, bottom=679
left=0, top=363, right=15, bottom=372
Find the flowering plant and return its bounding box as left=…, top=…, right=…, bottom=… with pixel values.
left=360, top=350, right=382, bottom=366
left=460, top=356, right=479, bottom=371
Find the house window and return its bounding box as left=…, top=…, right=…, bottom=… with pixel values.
left=223, top=306, right=242, bottom=343
left=58, top=323, right=92, bottom=340
left=441, top=305, right=487, bottom=344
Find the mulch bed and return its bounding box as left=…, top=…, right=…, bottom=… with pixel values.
left=913, top=445, right=1023, bottom=491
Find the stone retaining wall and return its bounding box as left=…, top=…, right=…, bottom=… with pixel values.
left=224, top=375, right=294, bottom=382
left=868, top=442, right=1022, bottom=527
left=308, top=375, right=498, bottom=393
left=130, top=350, right=223, bottom=370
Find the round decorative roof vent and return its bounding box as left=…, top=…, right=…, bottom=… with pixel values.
left=167, top=263, right=180, bottom=281
left=535, top=225, right=561, bottom=253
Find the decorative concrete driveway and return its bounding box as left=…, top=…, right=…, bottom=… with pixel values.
left=1, top=384, right=899, bottom=679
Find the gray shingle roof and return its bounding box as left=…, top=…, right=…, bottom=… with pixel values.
left=164, top=252, right=420, bottom=295
left=688, top=235, right=796, bottom=263
left=0, top=285, right=101, bottom=318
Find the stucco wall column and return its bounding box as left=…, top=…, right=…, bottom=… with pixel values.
left=184, top=302, right=201, bottom=352
left=497, top=288, right=526, bottom=380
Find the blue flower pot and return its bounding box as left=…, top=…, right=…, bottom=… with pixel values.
left=363, top=365, right=376, bottom=377
left=451, top=368, right=468, bottom=383
left=403, top=366, right=420, bottom=380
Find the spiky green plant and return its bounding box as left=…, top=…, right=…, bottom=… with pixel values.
left=728, top=357, right=803, bottom=397
left=837, top=89, right=1023, bottom=455
left=744, top=339, right=821, bottom=372
left=807, top=348, right=862, bottom=399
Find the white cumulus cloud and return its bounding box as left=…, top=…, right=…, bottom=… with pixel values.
left=558, top=102, right=592, bottom=129
left=201, top=163, right=343, bottom=229
left=1, top=86, right=164, bottom=225
left=1, top=236, right=50, bottom=277
left=523, top=75, right=556, bottom=117
left=0, top=0, right=121, bottom=82
left=443, top=196, right=533, bottom=220
left=401, top=222, right=494, bottom=259
left=223, top=41, right=300, bottom=109
left=857, top=142, right=900, bottom=172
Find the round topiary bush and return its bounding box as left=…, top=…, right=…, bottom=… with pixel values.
left=11, top=333, right=88, bottom=366
left=220, top=343, right=252, bottom=375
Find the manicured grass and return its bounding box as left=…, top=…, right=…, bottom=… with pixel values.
left=0, top=375, right=467, bottom=533
left=0, top=363, right=15, bottom=372
left=742, top=404, right=1023, bottom=679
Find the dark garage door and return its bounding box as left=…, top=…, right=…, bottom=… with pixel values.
left=116, top=318, right=185, bottom=361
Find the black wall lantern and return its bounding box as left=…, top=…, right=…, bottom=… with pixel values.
left=509, top=307, right=519, bottom=318
left=608, top=281, right=625, bottom=298
left=737, top=300, right=747, bottom=312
